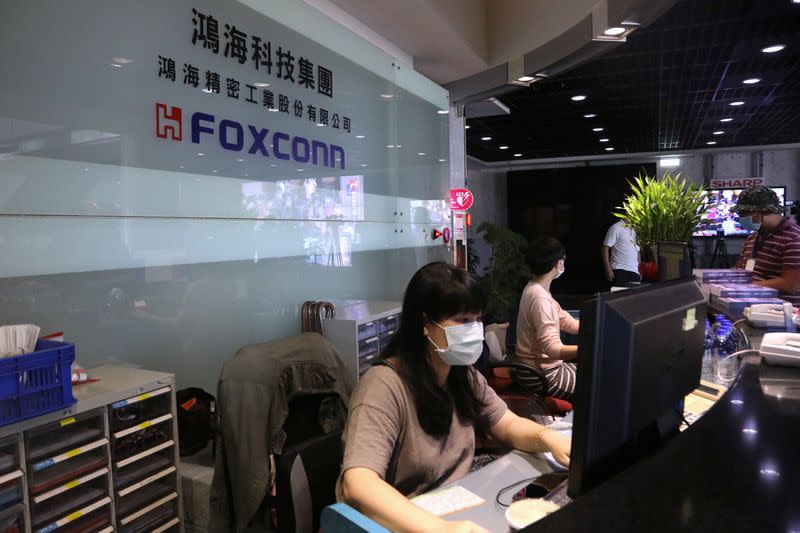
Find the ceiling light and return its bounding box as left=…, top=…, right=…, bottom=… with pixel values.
left=707, top=141, right=717, bottom=145
left=720, top=118, right=733, bottom=122
left=571, top=95, right=587, bottom=101
left=202, top=88, right=212, bottom=93
left=743, top=78, right=761, bottom=84
left=481, top=136, right=492, bottom=141
left=584, top=113, right=597, bottom=118
left=254, top=82, right=270, bottom=87
left=437, top=109, right=449, bottom=114
left=356, top=135, right=365, bottom=139
left=212, top=170, right=218, bottom=173
left=761, top=44, right=785, bottom=53
left=499, top=146, right=509, bottom=150
left=271, top=164, right=277, bottom=167
left=268, top=108, right=279, bottom=112
left=111, top=63, right=122, bottom=68
left=729, top=101, right=745, bottom=106
left=387, top=145, right=395, bottom=148
left=714, top=131, right=725, bottom=135
left=599, top=138, right=610, bottom=142
left=514, top=153, right=522, bottom=157
left=316, top=123, right=325, bottom=126
left=593, top=127, right=604, bottom=132
left=439, top=158, right=446, bottom=162
left=518, top=75, right=536, bottom=82
left=380, top=93, right=396, bottom=99
left=361, top=164, right=367, bottom=167
left=605, top=147, right=614, bottom=151
left=604, top=27, right=626, bottom=36
left=197, top=152, right=205, bottom=156
left=465, top=125, right=470, bottom=129
left=660, top=158, right=680, bottom=168
left=418, top=152, right=426, bottom=156
left=297, top=169, right=304, bottom=172
left=112, top=57, right=133, bottom=64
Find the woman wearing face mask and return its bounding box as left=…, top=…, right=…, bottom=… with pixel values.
left=337, top=262, right=570, bottom=533
left=514, top=237, right=579, bottom=401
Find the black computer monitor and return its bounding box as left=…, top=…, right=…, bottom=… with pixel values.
left=567, top=278, right=707, bottom=498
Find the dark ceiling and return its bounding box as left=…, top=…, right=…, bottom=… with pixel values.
left=466, top=0, right=800, bottom=162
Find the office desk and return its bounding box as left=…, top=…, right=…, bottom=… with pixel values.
left=524, top=356, right=800, bottom=533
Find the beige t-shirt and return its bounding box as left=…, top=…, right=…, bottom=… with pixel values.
left=336, top=363, right=508, bottom=499
left=516, top=282, right=580, bottom=370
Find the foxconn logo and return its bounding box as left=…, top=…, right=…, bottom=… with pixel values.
left=154, top=102, right=346, bottom=169
left=156, top=103, right=183, bottom=141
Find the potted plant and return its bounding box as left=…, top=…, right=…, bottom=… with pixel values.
left=615, top=172, right=708, bottom=281
left=475, top=222, right=532, bottom=324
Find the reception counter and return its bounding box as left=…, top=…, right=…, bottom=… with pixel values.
left=526, top=354, right=800, bottom=532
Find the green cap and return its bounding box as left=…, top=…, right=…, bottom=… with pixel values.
left=731, top=186, right=783, bottom=214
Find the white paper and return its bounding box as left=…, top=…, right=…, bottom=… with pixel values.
left=0, top=324, right=40, bottom=357
left=411, top=485, right=485, bottom=516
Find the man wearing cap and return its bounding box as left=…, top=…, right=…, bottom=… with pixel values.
left=733, top=186, right=800, bottom=305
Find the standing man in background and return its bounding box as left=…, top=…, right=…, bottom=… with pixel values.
left=602, top=219, right=641, bottom=287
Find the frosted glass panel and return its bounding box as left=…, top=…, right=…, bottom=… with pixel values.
left=0, top=0, right=452, bottom=389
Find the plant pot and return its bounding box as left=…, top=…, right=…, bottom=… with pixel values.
left=639, top=260, right=659, bottom=282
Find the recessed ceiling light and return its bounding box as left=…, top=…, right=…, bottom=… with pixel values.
left=742, top=78, right=761, bottom=84
left=571, top=95, right=587, bottom=101
left=271, top=164, right=277, bottom=167
left=499, top=146, right=509, bottom=150
left=437, top=109, right=449, bottom=114
left=513, top=153, right=522, bottom=157
left=729, top=101, right=745, bottom=106
left=237, top=159, right=244, bottom=162
left=179, top=165, right=185, bottom=169
left=418, top=152, right=426, bottom=156
left=356, top=135, right=365, bottom=139
left=720, top=118, right=733, bottom=122
left=111, top=63, right=122, bottom=68
left=387, top=145, right=395, bottom=148
left=604, top=27, right=626, bottom=36
left=212, top=170, right=218, bottom=173
left=584, top=113, right=597, bottom=118
left=254, top=82, right=270, bottom=87
left=244, top=173, right=249, bottom=176
left=605, top=147, right=614, bottom=151
left=197, top=152, right=205, bottom=156
left=593, top=127, right=604, bottom=132
left=112, top=57, right=133, bottom=64
left=297, top=169, right=304, bottom=172
left=316, top=123, right=325, bottom=127
left=707, top=141, right=717, bottom=145
left=599, top=138, right=610, bottom=142
left=380, top=93, right=396, bottom=99
left=465, top=125, right=470, bottom=129
left=481, top=136, right=492, bottom=141
left=202, top=88, right=212, bottom=93
left=714, top=131, right=725, bottom=135
left=361, top=164, right=367, bottom=167
left=518, top=75, right=536, bottom=82
left=268, top=108, right=279, bottom=112
left=439, top=158, right=447, bottom=162
left=761, top=44, right=785, bottom=53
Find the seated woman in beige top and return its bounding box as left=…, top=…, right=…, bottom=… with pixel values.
left=515, top=237, right=580, bottom=401
left=338, top=262, right=570, bottom=533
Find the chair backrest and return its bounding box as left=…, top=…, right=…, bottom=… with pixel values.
left=484, top=322, right=509, bottom=360
left=275, top=429, right=344, bottom=533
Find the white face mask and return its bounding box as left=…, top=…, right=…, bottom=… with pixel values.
left=554, top=259, right=565, bottom=279
left=427, top=321, right=484, bottom=366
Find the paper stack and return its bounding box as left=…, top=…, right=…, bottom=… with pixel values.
left=0, top=324, right=41, bottom=358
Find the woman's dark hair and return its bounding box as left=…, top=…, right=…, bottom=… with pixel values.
left=526, top=236, right=566, bottom=276
left=382, top=262, right=488, bottom=437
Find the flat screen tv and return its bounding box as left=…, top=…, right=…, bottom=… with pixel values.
left=693, top=186, right=786, bottom=237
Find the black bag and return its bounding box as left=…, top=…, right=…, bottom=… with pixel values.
left=176, top=387, right=218, bottom=457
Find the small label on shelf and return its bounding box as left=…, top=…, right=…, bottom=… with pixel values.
left=59, top=417, right=77, bottom=427
left=32, top=438, right=109, bottom=471
left=65, top=510, right=83, bottom=522
left=113, top=413, right=173, bottom=439
left=111, top=387, right=170, bottom=409
left=34, top=467, right=109, bottom=504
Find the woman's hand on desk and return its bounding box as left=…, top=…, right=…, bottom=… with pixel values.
left=541, top=429, right=571, bottom=467
left=435, top=520, right=489, bottom=533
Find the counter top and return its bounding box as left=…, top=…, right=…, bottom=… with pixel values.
left=526, top=356, right=800, bottom=533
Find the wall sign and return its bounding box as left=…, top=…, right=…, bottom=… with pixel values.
left=710, top=178, right=764, bottom=188
left=449, top=188, right=474, bottom=211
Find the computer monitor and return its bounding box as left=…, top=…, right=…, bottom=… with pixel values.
left=567, top=278, right=707, bottom=498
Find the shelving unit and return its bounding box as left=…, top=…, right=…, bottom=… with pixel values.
left=322, top=301, right=402, bottom=385
left=0, top=366, right=183, bottom=533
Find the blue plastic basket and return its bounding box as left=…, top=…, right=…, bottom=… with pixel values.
left=0, top=340, right=76, bottom=427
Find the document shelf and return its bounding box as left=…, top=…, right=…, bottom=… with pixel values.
left=0, top=366, right=183, bottom=532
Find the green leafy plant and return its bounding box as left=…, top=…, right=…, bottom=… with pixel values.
left=476, top=222, right=532, bottom=323
left=615, top=172, right=708, bottom=259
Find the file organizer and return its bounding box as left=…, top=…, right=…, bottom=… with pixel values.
left=322, top=301, right=402, bottom=384
left=0, top=366, right=183, bottom=533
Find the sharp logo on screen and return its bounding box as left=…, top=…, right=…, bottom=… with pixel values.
left=155, top=102, right=346, bottom=169
left=710, top=178, right=764, bottom=188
